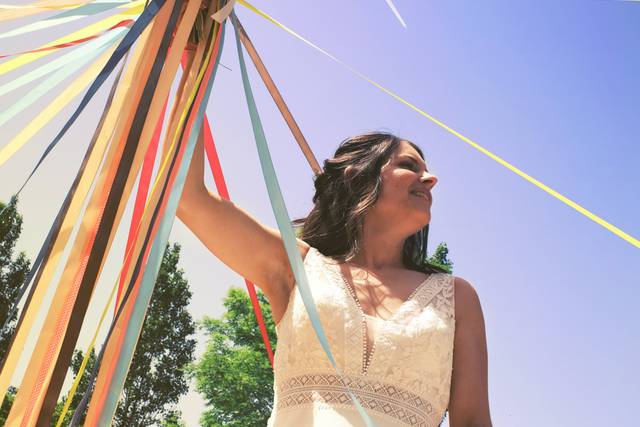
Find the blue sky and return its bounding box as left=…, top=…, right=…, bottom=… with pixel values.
left=1, top=1, right=638, bottom=426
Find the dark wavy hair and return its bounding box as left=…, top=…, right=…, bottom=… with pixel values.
left=295, top=132, right=447, bottom=275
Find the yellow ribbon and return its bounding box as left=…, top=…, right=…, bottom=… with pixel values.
left=0, top=0, right=144, bottom=76
left=0, top=35, right=127, bottom=167
left=0, top=40, right=124, bottom=410
left=238, top=0, right=639, bottom=249
left=0, top=3, right=168, bottom=419
left=57, top=2, right=205, bottom=422
left=0, top=1, right=103, bottom=10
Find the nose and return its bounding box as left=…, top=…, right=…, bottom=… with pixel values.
left=420, top=171, right=438, bottom=189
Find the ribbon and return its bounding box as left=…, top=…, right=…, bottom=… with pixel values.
left=82, top=13, right=223, bottom=426
left=202, top=117, right=275, bottom=364
left=0, top=0, right=105, bottom=10
left=58, top=0, right=202, bottom=411
left=85, top=8, right=209, bottom=415
left=0, top=23, right=142, bottom=406
left=0, top=0, right=138, bottom=39
left=113, top=97, right=167, bottom=312
left=383, top=0, right=407, bottom=28
left=0, top=0, right=106, bottom=22
left=232, top=16, right=377, bottom=426
left=0, top=24, right=126, bottom=98
left=0, top=46, right=127, bottom=355
left=232, top=14, right=321, bottom=175
left=178, top=41, right=275, bottom=364
left=4, top=1, right=174, bottom=423
left=12, top=0, right=163, bottom=197
left=0, top=35, right=124, bottom=170
left=0, top=27, right=127, bottom=129
left=6, top=63, right=126, bottom=427
left=211, top=0, right=234, bottom=22
left=94, top=23, right=224, bottom=426
left=0, top=19, right=132, bottom=58
left=238, top=0, right=639, bottom=249
left=41, top=0, right=180, bottom=422
left=0, top=2, right=143, bottom=76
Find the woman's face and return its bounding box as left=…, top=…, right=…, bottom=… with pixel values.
left=369, top=141, right=438, bottom=235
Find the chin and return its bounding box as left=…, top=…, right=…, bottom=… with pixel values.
left=409, top=213, right=430, bottom=231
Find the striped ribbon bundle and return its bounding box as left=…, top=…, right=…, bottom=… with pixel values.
left=0, top=1, right=288, bottom=425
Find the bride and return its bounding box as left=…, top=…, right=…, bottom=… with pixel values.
left=177, top=131, right=492, bottom=426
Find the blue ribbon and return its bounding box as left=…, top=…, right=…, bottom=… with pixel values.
left=232, top=15, right=376, bottom=427
left=97, top=22, right=226, bottom=426
left=0, top=0, right=132, bottom=40
left=0, top=28, right=126, bottom=128
left=16, top=0, right=167, bottom=196
left=0, top=27, right=126, bottom=97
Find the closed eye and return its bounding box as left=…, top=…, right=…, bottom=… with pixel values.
left=399, top=160, right=421, bottom=172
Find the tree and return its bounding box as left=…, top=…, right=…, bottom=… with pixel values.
left=113, top=242, right=196, bottom=426
left=0, top=197, right=31, bottom=362
left=427, top=241, right=454, bottom=273
left=160, top=410, right=188, bottom=427
left=192, top=242, right=453, bottom=426
left=48, top=243, right=196, bottom=426
left=0, top=386, right=17, bottom=425
left=0, top=199, right=194, bottom=425
left=190, top=288, right=276, bottom=427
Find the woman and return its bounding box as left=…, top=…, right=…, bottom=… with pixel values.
left=177, top=132, right=492, bottom=426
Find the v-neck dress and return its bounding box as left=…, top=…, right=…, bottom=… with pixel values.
left=267, top=247, right=456, bottom=427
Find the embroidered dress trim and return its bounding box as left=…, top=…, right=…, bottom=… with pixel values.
left=277, top=373, right=440, bottom=427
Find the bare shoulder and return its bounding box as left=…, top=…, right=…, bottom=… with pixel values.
left=448, top=276, right=493, bottom=426
left=452, top=276, right=484, bottom=322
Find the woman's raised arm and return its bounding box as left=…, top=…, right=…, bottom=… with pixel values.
left=176, top=130, right=309, bottom=321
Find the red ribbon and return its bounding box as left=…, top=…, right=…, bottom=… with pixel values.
left=179, top=52, right=275, bottom=365
left=114, top=97, right=168, bottom=313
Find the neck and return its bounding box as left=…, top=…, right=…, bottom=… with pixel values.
left=348, top=220, right=407, bottom=270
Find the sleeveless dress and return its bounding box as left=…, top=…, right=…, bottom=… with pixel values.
left=267, top=247, right=456, bottom=427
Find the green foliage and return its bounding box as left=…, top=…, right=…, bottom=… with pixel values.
left=427, top=242, right=454, bottom=274
left=45, top=243, right=194, bottom=427
left=190, top=288, right=276, bottom=427
left=0, top=386, right=17, bottom=425
left=160, top=410, right=187, bottom=427
left=114, top=242, right=196, bottom=426
left=0, top=197, right=31, bottom=362
left=0, top=201, right=195, bottom=425
left=50, top=349, right=97, bottom=426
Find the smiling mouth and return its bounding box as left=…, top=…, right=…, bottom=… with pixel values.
left=410, top=191, right=431, bottom=202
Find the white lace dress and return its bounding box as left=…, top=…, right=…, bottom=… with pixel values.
left=267, top=247, right=456, bottom=427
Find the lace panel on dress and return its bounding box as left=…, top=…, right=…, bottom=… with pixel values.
left=277, top=373, right=441, bottom=427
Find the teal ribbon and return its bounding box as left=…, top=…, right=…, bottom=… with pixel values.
left=0, top=27, right=126, bottom=97
left=232, top=16, right=376, bottom=427
left=0, top=0, right=131, bottom=40
left=0, top=27, right=127, bottom=128
left=96, top=24, right=226, bottom=427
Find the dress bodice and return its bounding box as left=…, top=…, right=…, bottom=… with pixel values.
left=268, top=247, right=456, bottom=427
